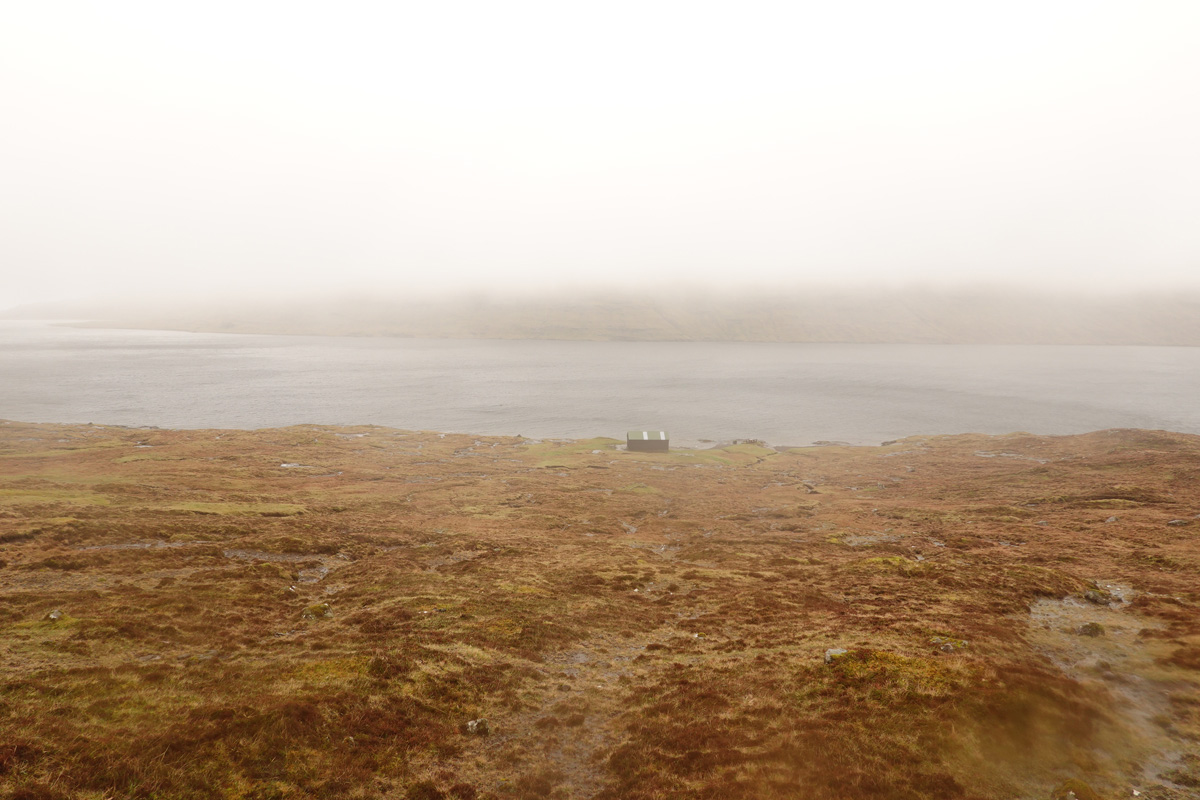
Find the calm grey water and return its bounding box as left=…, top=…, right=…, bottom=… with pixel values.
left=2, top=320, right=1198, bottom=447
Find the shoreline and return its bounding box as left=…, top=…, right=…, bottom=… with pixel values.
left=2, top=416, right=1189, bottom=453
left=42, top=318, right=1200, bottom=348
left=0, top=417, right=846, bottom=451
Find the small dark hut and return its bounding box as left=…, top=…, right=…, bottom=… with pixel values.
left=627, top=430, right=669, bottom=453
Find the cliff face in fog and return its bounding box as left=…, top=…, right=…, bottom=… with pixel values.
left=8, top=288, right=1200, bottom=345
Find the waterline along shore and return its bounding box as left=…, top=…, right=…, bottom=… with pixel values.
left=6, top=320, right=1200, bottom=448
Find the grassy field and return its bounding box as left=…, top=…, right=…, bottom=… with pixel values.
left=2, top=420, right=1199, bottom=799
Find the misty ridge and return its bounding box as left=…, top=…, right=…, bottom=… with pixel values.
left=8, top=286, right=1200, bottom=346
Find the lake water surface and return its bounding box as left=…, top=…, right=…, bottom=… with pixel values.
left=2, top=320, right=1198, bottom=447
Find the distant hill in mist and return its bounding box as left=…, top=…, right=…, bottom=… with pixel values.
left=7, top=288, right=1200, bottom=345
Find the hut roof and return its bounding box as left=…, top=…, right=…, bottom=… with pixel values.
left=627, top=430, right=669, bottom=441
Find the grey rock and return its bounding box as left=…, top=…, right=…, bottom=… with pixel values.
left=930, top=636, right=968, bottom=652
left=1084, top=590, right=1112, bottom=606
left=1168, top=519, right=1189, bottom=526
left=1105, top=516, right=1118, bottom=523
left=466, top=718, right=489, bottom=735
left=824, top=648, right=849, bottom=664
left=46, top=609, right=63, bottom=621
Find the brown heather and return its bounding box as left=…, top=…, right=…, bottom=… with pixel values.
left=1, top=421, right=1198, bottom=799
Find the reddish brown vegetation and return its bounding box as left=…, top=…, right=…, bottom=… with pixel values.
left=1, top=421, right=1199, bottom=798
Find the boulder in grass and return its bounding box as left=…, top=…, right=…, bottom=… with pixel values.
left=824, top=648, right=848, bottom=664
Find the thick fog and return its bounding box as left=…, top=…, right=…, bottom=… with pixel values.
left=3, top=1, right=1199, bottom=309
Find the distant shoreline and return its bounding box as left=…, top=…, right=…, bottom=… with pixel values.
left=54, top=318, right=1200, bottom=348
left=8, top=286, right=1200, bottom=346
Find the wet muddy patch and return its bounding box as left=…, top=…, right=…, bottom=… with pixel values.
left=1025, top=585, right=1193, bottom=791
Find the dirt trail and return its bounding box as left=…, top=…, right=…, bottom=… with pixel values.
left=460, top=624, right=697, bottom=799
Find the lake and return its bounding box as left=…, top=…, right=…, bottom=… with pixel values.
left=2, top=320, right=1198, bottom=447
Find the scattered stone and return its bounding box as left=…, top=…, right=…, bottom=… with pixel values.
left=302, top=603, right=332, bottom=620
left=824, top=648, right=848, bottom=664
left=930, top=636, right=968, bottom=652
left=1084, top=589, right=1113, bottom=606
left=46, top=609, right=63, bottom=621
left=1105, top=516, right=1117, bottom=523
left=1076, top=622, right=1105, bottom=637
left=1168, top=519, right=1189, bottom=526
left=465, top=718, right=489, bottom=735
left=298, top=565, right=330, bottom=583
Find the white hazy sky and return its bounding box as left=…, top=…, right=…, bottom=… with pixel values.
left=3, top=1, right=1199, bottom=307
